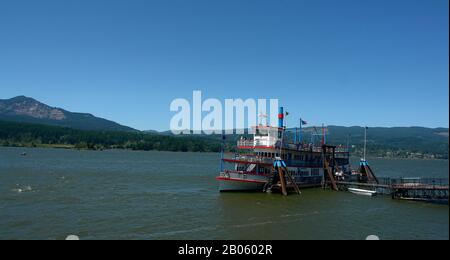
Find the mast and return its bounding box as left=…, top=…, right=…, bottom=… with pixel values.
left=299, top=118, right=302, bottom=144
left=294, top=127, right=298, bottom=144
left=364, top=126, right=367, bottom=160
left=220, top=133, right=225, bottom=171
left=321, top=123, right=325, bottom=145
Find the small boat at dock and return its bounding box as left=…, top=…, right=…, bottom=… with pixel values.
left=348, top=188, right=377, bottom=196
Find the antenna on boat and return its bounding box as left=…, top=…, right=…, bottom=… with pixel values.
left=322, top=123, right=325, bottom=145
left=363, top=126, right=368, bottom=161
left=299, top=117, right=307, bottom=144
left=220, top=132, right=225, bottom=172
left=358, top=126, right=379, bottom=184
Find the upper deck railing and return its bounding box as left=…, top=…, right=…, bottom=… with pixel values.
left=237, top=140, right=274, bottom=148
left=224, top=153, right=274, bottom=165
left=223, top=152, right=347, bottom=168
left=237, top=139, right=350, bottom=154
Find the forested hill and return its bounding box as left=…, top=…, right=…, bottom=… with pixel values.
left=0, top=121, right=222, bottom=153
left=325, top=126, right=448, bottom=159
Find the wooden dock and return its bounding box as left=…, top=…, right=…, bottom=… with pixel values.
left=328, top=177, right=449, bottom=203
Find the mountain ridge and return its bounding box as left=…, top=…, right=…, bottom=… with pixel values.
left=0, top=96, right=137, bottom=132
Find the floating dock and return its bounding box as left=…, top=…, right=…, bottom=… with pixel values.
left=327, top=177, right=449, bottom=204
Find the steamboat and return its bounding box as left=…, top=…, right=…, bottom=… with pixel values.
left=216, top=107, right=351, bottom=192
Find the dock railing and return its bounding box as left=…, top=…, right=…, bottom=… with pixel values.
left=334, top=177, right=449, bottom=200
left=390, top=177, right=449, bottom=189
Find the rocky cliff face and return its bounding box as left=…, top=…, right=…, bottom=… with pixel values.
left=0, top=96, right=137, bottom=132
left=0, top=96, right=66, bottom=120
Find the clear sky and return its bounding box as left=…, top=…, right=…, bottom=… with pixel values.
left=0, top=0, right=448, bottom=131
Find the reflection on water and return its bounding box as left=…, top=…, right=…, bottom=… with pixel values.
left=0, top=147, right=448, bottom=240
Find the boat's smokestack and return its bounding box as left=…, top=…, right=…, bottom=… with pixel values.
left=278, top=107, right=284, bottom=128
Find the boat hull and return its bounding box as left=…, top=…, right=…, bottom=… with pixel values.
left=216, top=177, right=266, bottom=192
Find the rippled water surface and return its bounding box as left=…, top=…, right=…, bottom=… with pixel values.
left=0, top=147, right=448, bottom=240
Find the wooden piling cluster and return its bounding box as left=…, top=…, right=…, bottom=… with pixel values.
left=321, top=145, right=342, bottom=191
left=264, top=158, right=301, bottom=196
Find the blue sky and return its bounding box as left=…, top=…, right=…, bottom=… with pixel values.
left=0, top=0, right=448, bottom=131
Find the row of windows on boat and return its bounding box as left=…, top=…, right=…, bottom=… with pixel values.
left=236, top=166, right=321, bottom=176
left=255, top=152, right=322, bottom=162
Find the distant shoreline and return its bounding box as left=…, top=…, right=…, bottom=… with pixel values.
left=1, top=120, right=448, bottom=159
left=1, top=144, right=448, bottom=161
left=0, top=144, right=216, bottom=154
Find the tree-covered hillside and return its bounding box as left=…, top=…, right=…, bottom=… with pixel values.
left=0, top=121, right=448, bottom=159
left=326, top=126, right=449, bottom=159
left=0, top=121, right=222, bottom=153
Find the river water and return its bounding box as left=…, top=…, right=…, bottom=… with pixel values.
left=0, top=147, right=448, bottom=240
